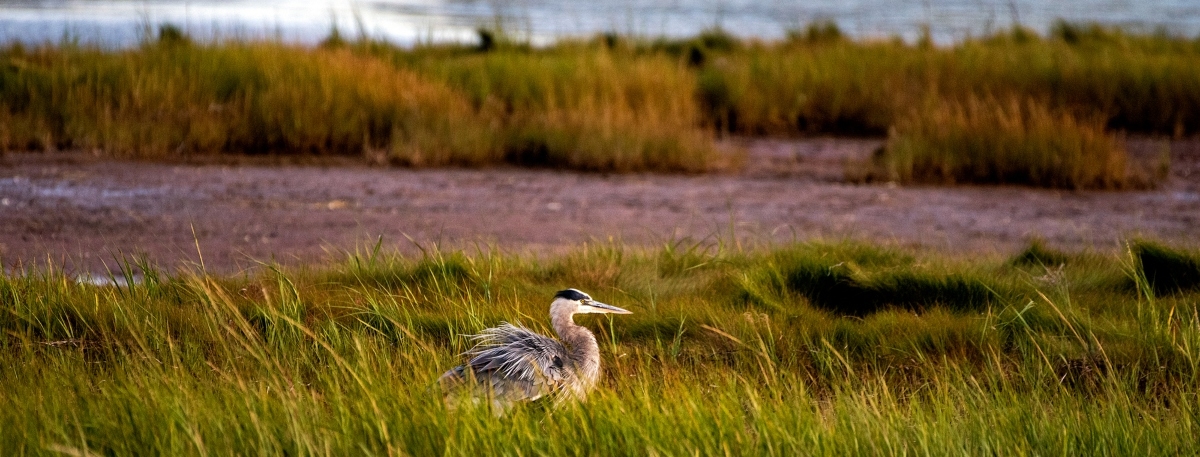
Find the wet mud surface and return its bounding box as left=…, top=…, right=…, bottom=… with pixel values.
left=1, top=138, right=1197, bottom=275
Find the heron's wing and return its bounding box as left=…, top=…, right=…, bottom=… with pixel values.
left=461, top=323, right=573, bottom=402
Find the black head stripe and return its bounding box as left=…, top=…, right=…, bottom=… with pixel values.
left=554, top=288, right=590, bottom=301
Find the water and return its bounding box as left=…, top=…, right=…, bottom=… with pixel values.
left=1, top=0, right=1198, bottom=48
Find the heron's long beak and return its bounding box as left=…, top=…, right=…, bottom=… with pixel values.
left=582, top=301, right=632, bottom=314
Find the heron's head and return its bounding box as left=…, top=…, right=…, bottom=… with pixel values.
left=550, top=288, right=631, bottom=316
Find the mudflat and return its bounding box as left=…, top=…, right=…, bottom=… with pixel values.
left=1, top=138, right=1197, bottom=275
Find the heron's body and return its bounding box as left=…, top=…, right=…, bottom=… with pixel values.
left=439, top=289, right=630, bottom=409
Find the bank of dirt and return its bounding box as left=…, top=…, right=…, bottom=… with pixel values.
left=1, top=138, right=1197, bottom=275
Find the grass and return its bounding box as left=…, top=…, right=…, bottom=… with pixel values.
left=1008, top=238, right=1073, bottom=267
left=872, top=94, right=1133, bottom=188
left=407, top=49, right=713, bottom=171
left=2, top=22, right=1199, bottom=182
left=0, top=39, right=494, bottom=165
left=1132, top=239, right=1200, bottom=295
left=2, top=239, right=1200, bottom=454
left=688, top=25, right=1200, bottom=138
left=732, top=244, right=1005, bottom=316
left=0, top=28, right=713, bottom=172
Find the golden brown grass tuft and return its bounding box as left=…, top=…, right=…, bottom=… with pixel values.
left=416, top=50, right=714, bottom=171
left=873, top=95, right=1135, bottom=189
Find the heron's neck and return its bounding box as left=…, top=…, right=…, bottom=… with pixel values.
left=551, top=311, right=601, bottom=388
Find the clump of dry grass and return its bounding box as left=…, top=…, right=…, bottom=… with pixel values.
left=872, top=95, right=1134, bottom=189
left=414, top=49, right=715, bottom=172
left=693, top=43, right=905, bottom=135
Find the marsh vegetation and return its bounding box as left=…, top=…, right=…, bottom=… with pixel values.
left=2, top=239, right=1200, bottom=454
left=4, top=18, right=1199, bottom=455
left=2, top=22, right=1197, bottom=185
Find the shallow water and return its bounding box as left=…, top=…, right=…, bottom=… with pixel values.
left=1, top=0, right=1198, bottom=48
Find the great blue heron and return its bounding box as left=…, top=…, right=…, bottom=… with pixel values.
left=439, top=288, right=631, bottom=410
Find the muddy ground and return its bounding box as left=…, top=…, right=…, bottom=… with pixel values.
left=1, top=138, right=1197, bottom=276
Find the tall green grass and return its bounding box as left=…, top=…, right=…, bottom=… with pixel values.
left=2, top=240, right=1199, bottom=453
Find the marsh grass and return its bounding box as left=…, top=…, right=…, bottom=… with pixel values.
left=0, top=40, right=496, bottom=163
left=1009, top=238, right=1073, bottom=267
left=0, top=37, right=713, bottom=171
left=1, top=22, right=1197, bottom=180
left=732, top=243, right=1009, bottom=316
left=3, top=240, right=1198, bottom=453
left=680, top=23, right=1198, bottom=187
left=874, top=95, right=1133, bottom=188
left=691, top=23, right=1200, bottom=138
left=692, top=43, right=904, bottom=135
left=412, top=49, right=714, bottom=171
left=1132, top=240, right=1200, bottom=295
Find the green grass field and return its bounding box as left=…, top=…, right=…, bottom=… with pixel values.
left=3, top=22, right=1199, bottom=184
left=3, top=239, right=1199, bottom=454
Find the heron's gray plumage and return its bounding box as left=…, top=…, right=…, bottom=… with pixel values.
left=439, top=289, right=630, bottom=409
left=458, top=323, right=576, bottom=402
